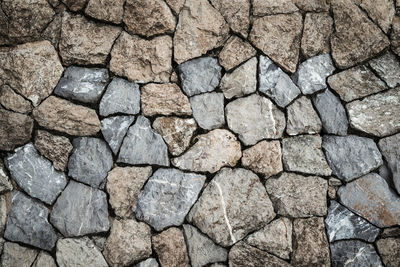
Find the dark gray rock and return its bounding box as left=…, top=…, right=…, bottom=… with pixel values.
left=379, top=133, right=400, bottom=194
left=135, top=258, right=159, bottom=267
left=5, top=143, right=67, bottom=204
left=325, top=201, right=380, bottom=242
left=178, top=57, right=222, bottom=96
left=322, top=135, right=383, bottom=182
left=330, top=240, right=383, bottom=267
left=68, top=137, right=113, bottom=189
left=99, top=77, right=141, bottom=116
left=118, top=116, right=169, bottom=166
left=50, top=180, right=110, bottom=237
left=190, top=92, right=225, bottom=130
left=54, top=66, right=108, bottom=103
left=134, top=168, right=205, bottom=231
left=313, top=89, right=348, bottom=135
left=369, top=51, right=400, bottom=88
left=101, top=116, right=135, bottom=155
left=4, top=191, right=57, bottom=251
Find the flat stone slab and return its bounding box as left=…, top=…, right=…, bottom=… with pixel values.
left=330, top=240, right=383, bottom=267
left=101, top=116, right=135, bottom=155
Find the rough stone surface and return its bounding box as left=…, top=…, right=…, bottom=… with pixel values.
left=135, top=258, right=159, bottom=267
left=360, top=0, right=395, bottom=33
left=101, top=116, right=135, bottom=155
left=165, top=0, right=185, bottom=14
left=33, top=96, right=101, bottom=136
left=4, top=192, right=57, bottom=251
left=265, top=172, right=328, bottom=217
left=226, top=94, right=286, bottom=145
left=0, top=85, right=32, bottom=114
left=62, top=0, right=87, bottom=11
left=286, top=96, right=322, bottom=135
left=190, top=93, right=225, bottom=130
left=110, top=32, right=172, bottom=83
left=85, top=0, right=125, bottom=24
left=218, top=36, right=256, bottom=71
left=377, top=238, right=400, bottom=267
left=292, top=0, right=330, bottom=11
left=330, top=240, right=383, bottom=267
left=32, top=251, right=56, bottom=267
left=41, top=12, right=62, bottom=48
left=50, top=181, right=110, bottom=237
left=258, top=55, right=301, bottom=107
left=0, top=162, right=12, bottom=194
left=379, top=134, right=400, bottom=194
left=252, top=0, right=298, bottom=15
left=0, top=109, right=33, bottom=151
left=369, top=52, right=400, bottom=88
left=0, top=194, right=9, bottom=236
left=392, top=16, right=400, bottom=56
left=187, top=168, right=276, bottom=247
left=301, top=12, right=333, bottom=58
left=0, top=242, right=38, bottom=267
left=250, top=13, right=302, bottom=73
left=172, top=129, right=242, bottom=173
left=118, top=116, right=169, bottom=166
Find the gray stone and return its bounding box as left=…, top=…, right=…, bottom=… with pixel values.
left=330, top=240, right=383, bottom=267
left=118, top=116, right=169, bottom=166
left=50, top=181, right=110, bottom=237
left=33, top=251, right=56, bottom=267
left=178, top=57, right=222, bottom=96
left=134, top=168, right=205, bottom=231
left=369, top=52, right=400, bottom=88
left=135, top=258, right=159, bottom=267
left=325, top=201, right=380, bottom=242
left=54, top=66, right=108, bottom=103
left=0, top=194, right=9, bottom=235
left=0, top=242, right=38, bottom=267
left=293, top=53, right=335, bottom=94
left=101, top=116, right=135, bottom=155
left=68, top=137, right=113, bottom=189
left=5, top=143, right=67, bottom=204
left=190, top=93, right=225, bottom=130
left=313, top=89, right=348, bottom=135
left=322, top=135, right=383, bottom=182
left=0, top=161, right=13, bottom=194
left=4, top=191, right=57, bottom=251
left=379, top=133, right=400, bottom=194
left=259, top=55, right=301, bottom=107
left=226, top=94, right=286, bottom=145
left=286, top=96, right=322, bottom=135
left=99, top=77, right=140, bottom=116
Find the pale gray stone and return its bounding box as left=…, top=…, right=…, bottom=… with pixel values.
left=0, top=194, right=9, bottom=235
left=379, top=133, right=400, bottom=194
left=330, top=240, right=383, bottom=267
left=101, top=116, right=135, bottom=155
left=0, top=161, right=13, bottom=194
left=135, top=258, right=159, bottom=267
left=68, top=137, right=113, bottom=189
left=369, top=51, right=400, bottom=88
left=286, top=96, right=322, bottom=135
left=118, top=116, right=169, bottom=166
left=0, top=242, right=38, bottom=267
left=5, top=143, right=67, bottom=204
left=190, top=92, right=225, bottom=130
left=33, top=251, right=56, bottom=267
left=50, top=181, right=110, bottom=237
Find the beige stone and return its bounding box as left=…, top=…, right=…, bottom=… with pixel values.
left=165, top=0, right=185, bottom=14
left=0, top=85, right=32, bottom=114
left=360, top=0, right=395, bottom=33
left=391, top=16, right=400, bottom=57
left=61, top=0, right=87, bottom=11
left=218, top=36, right=256, bottom=71
left=0, top=109, right=33, bottom=151
left=41, top=12, right=63, bottom=48
left=252, top=0, right=298, bottom=16
left=85, top=0, right=125, bottom=24
left=301, top=12, right=333, bottom=58
left=292, top=0, right=330, bottom=11
left=286, top=96, right=322, bottom=136
left=32, top=251, right=56, bottom=267
left=1, top=242, right=38, bottom=267
left=0, top=193, right=11, bottom=235
left=377, top=238, right=400, bottom=267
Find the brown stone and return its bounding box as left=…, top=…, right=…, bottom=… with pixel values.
left=218, top=36, right=256, bottom=71
left=165, top=0, right=185, bottom=14
left=301, top=12, right=333, bottom=58
left=41, top=12, right=63, bottom=48
left=61, top=0, right=87, bottom=11
left=85, top=0, right=125, bottom=24
left=292, top=0, right=330, bottom=11
left=110, top=32, right=172, bottom=83
left=141, top=83, right=192, bottom=116
left=0, top=109, right=33, bottom=151
left=252, top=0, right=298, bottom=16
left=0, top=85, right=32, bottom=114
left=59, top=12, right=121, bottom=66
left=250, top=13, right=302, bottom=73
left=391, top=16, right=400, bottom=56
left=377, top=238, right=400, bottom=267
left=32, top=96, right=101, bottom=136
left=360, top=0, right=395, bottom=33
left=152, top=228, right=190, bottom=267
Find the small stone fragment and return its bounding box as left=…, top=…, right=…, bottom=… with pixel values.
left=360, top=0, right=395, bottom=33
left=61, top=0, right=87, bottom=11
left=292, top=0, right=330, bottom=11
left=0, top=109, right=33, bottom=151
left=392, top=16, right=400, bottom=56
left=377, top=238, right=400, bottom=267
left=328, top=187, right=337, bottom=199
left=252, top=0, right=298, bottom=15
left=0, top=242, right=38, bottom=267
left=41, top=12, right=62, bottom=48
left=135, top=258, right=159, bottom=267
left=190, top=93, right=225, bottom=130
left=101, top=116, right=135, bottom=155
left=85, top=0, right=125, bottom=24
left=218, top=36, right=256, bottom=71
left=369, top=51, right=400, bottom=88
left=0, top=194, right=11, bottom=234
left=301, top=12, right=333, bottom=58
left=0, top=85, right=32, bottom=114
left=0, top=162, right=12, bottom=194
left=265, top=172, right=328, bottom=217
left=32, top=251, right=56, bottom=267
left=379, top=133, right=400, bottom=194
left=286, top=96, right=322, bottom=135
left=330, top=240, right=383, bottom=267
left=165, top=0, right=185, bottom=14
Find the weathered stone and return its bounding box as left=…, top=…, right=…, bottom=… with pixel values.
left=241, top=140, right=282, bottom=178
left=0, top=242, right=38, bottom=267
left=32, top=251, right=56, bottom=267
left=61, top=0, right=87, bottom=11
left=331, top=0, right=389, bottom=69
left=292, top=0, right=330, bottom=11
left=330, top=240, right=383, bottom=267
left=135, top=258, right=159, bottom=267
left=252, top=0, right=298, bottom=15
left=347, top=88, right=400, bottom=136
left=292, top=217, right=330, bottom=266
left=392, top=16, right=400, bottom=56
left=134, top=168, right=205, bottom=231
left=377, top=238, right=400, bottom=267
left=153, top=117, right=197, bottom=156
left=152, top=228, right=190, bottom=267
left=219, top=36, right=256, bottom=71
left=101, top=116, right=135, bottom=155
left=265, top=172, right=328, bottom=217
left=172, top=129, right=241, bottom=173
left=381, top=227, right=400, bottom=238
left=0, top=162, right=12, bottom=194
left=0, top=109, right=33, bottom=151
left=50, top=181, right=110, bottom=237
left=188, top=168, right=276, bottom=247
left=258, top=56, right=301, bottom=107
left=328, top=65, right=387, bottom=102
left=190, top=93, right=225, bottom=130
left=173, top=0, right=229, bottom=63
left=85, top=0, right=125, bottom=24
left=0, top=193, right=11, bottom=235
left=183, top=224, right=228, bottom=267
left=99, top=77, right=140, bottom=116
left=301, top=12, right=333, bottom=58
left=56, top=237, right=108, bottom=267
left=0, top=85, right=32, bottom=114
left=41, top=12, right=62, bottom=48
left=33, top=96, right=101, bottom=136
left=250, top=13, right=302, bottom=73
left=104, top=219, right=152, bottom=266
left=226, top=94, right=286, bottom=145
left=286, top=96, right=322, bottom=135
left=68, top=137, right=113, bottom=188
left=369, top=52, right=400, bottom=88
left=379, top=163, right=394, bottom=186
left=118, top=116, right=169, bottom=166
left=165, top=0, right=185, bottom=14
left=360, top=0, right=395, bottom=33
left=107, top=166, right=152, bottom=218
left=379, top=134, right=400, bottom=194
left=313, top=89, right=348, bottom=135
left=4, top=192, right=57, bottom=250
left=91, top=236, right=106, bottom=251
left=245, top=217, right=292, bottom=259
left=220, top=57, right=257, bottom=99
left=0, top=41, right=63, bottom=106
left=110, top=32, right=172, bottom=83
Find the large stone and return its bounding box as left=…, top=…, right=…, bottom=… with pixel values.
left=226, top=94, right=286, bottom=145
left=369, top=52, right=400, bottom=88
left=118, top=116, right=169, bottom=166
left=68, top=137, right=113, bottom=188
left=252, top=0, right=298, bottom=15
left=0, top=85, right=32, bottom=114
left=379, top=134, right=400, bottom=194
left=218, top=36, right=256, bottom=71
left=173, top=0, right=229, bottom=63
left=0, top=41, right=63, bottom=106
left=190, top=93, right=225, bottom=130
left=250, top=13, right=302, bottom=73
left=85, top=0, right=125, bottom=24
left=265, top=172, right=328, bottom=217
left=187, top=168, right=276, bottom=247
left=392, top=16, right=400, bottom=56
left=172, top=129, right=241, bottom=173
left=4, top=192, right=57, bottom=251
left=0, top=242, right=38, bottom=267
left=0, top=109, right=33, bottom=151
left=134, top=168, right=205, bottom=231
left=360, top=0, right=395, bottom=33
left=301, top=12, right=333, bottom=58
left=292, top=0, right=330, bottom=11
left=33, top=96, right=101, bottom=136
left=50, top=181, right=110, bottom=237
left=0, top=162, right=12, bottom=194
left=258, top=55, right=301, bottom=108
left=110, top=32, right=172, bottom=83
left=5, top=143, right=67, bottom=204
left=101, top=116, right=135, bottom=155
left=377, top=238, right=400, bottom=267
left=286, top=96, right=322, bottom=135
left=330, top=240, right=383, bottom=267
